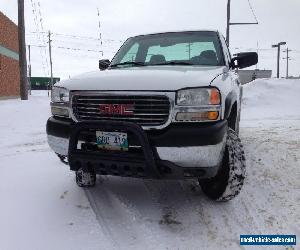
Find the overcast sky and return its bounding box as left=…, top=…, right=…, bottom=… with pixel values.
left=2, top=0, right=300, bottom=79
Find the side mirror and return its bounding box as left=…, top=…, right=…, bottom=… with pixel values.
left=230, top=52, right=258, bottom=69
left=99, top=59, right=110, bottom=70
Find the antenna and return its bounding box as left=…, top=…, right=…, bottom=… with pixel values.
left=97, top=8, right=104, bottom=57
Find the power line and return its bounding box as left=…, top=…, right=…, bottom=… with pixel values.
left=52, top=33, right=124, bottom=43
left=29, top=31, right=99, bottom=41
left=30, top=0, right=45, bottom=74
left=53, top=46, right=103, bottom=53
left=247, top=0, right=259, bottom=23
left=53, top=32, right=100, bottom=41
left=27, top=31, right=124, bottom=43
left=29, top=0, right=48, bottom=76
left=28, top=43, right=103, bottom=53
left=226, top=0, right=259, bottom=45
left=28, top=40, right=298, bottom=58
left=54, top=51, right=102, bottom=59
left=28, top=31, right=47, bottom=34
left=231, top=47, right=277, bottom=51
left=35, top=0, right=50, bottom=74
left=28, top=44, right=47, bottom=48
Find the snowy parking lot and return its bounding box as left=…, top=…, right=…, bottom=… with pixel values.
left=0, top=79, right=299, bottom=250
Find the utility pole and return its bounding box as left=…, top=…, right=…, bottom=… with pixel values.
left=283, top=48, right=291, bottom=79
left=18, top=0, right=28, bottom=100
left=48, top=30, right=53, bottom=90
left=226, top=0, right=231, bottom=46
left=28, top=45, right=31, bottom=95
left=256, top=41, right=259, bottom=69
left=272, top=42, right=286, bottom=78
left=226, top=0, right=258, bottom=46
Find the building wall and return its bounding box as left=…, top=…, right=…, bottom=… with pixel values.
left=0, top=11, right=20, bottom=98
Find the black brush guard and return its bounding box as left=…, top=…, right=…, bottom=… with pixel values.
left=68, top=121, right=214, bottom=179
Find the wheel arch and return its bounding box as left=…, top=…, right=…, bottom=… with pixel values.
left=224, top=91, right=238, bottom=120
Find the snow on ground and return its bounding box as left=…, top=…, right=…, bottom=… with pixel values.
left=0, top=79, right=299, bottom=250
left=0, top=92, right=114, bottom=250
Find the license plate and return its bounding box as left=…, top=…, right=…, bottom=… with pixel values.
left=96, top=131, right=128, bottom=151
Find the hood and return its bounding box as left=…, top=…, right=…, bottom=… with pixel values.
left=57, top=66, right=226, bottom=91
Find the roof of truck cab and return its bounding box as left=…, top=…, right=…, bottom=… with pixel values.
left=131, top=29, right=221, bottom=37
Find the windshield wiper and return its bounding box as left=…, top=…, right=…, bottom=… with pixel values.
left=110, top=61, right=194, bottom=68
left=110, top=61, right=146, bottom=68
left=151, top=61, right=194, bottom=66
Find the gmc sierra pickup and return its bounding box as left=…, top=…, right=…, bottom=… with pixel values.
left=47, top=30, right=258, bottom=201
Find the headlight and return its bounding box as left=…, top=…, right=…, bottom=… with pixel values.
left=177, top=88, right=220, bottom=106
left=51, top=87, right=70, bottom=103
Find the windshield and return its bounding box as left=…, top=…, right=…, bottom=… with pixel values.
left=111, top=31, right=225, bottom=67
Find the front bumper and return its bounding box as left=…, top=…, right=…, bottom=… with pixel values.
left=47, top=117, right=227, bottom=179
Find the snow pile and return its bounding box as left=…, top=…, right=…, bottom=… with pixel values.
left=242, top=78, right=300, bottom=121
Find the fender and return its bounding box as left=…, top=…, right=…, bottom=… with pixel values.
left=224, top=91, right=237, bottom=119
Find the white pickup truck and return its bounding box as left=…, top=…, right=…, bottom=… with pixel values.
left=47, top=30, right=258, bottom=201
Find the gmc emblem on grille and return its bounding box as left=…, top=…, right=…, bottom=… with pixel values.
left=99, top=104, right=134, bottom=116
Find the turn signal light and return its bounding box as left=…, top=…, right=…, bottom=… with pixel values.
left=210, top=89, right=220, bottom=105
left=207, top=111, right=219, bottom=120
left=176, top=111, right=219, bottom=121
left=51, top=107, right=69, bottom=117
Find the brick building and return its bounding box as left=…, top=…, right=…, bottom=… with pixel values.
left=0, top=11, right=20, bottom=99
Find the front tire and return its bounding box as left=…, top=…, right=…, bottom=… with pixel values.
left=76, top=168, right=96, bottom=187
left=199, top=128, right=246, bottom=201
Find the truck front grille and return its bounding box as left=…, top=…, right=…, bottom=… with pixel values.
left=72, top=94, right=170, bottom=126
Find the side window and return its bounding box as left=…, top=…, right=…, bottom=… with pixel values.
left=120, top=43, right=139, bottom=63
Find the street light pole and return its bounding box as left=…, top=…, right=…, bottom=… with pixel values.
left=272, top=42, right=286, bottom=78
left=277, top=45, right=280, bottom=78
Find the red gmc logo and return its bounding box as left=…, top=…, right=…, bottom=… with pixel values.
left=99, top=104, right=134, bottom=116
